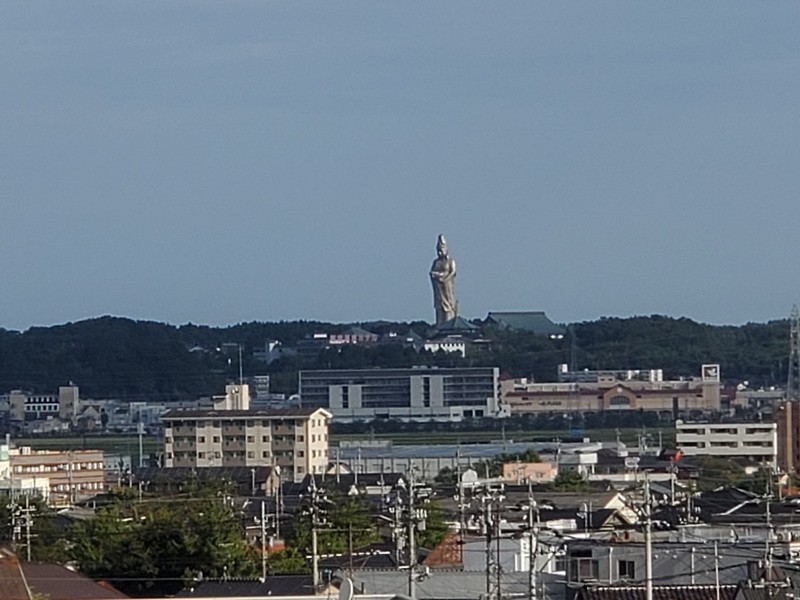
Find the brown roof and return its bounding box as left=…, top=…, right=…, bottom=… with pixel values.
left=0, top=549, right=30, bottom=600
left=22, top=563, right=129, bottom=600
left=422, top=531, right=462, bottom=568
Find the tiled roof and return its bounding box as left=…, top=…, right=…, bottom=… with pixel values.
left=0, top=549, right=29, bottom=600
left=22, top=562, right=129, bottom=600
left=575, top=585, right=738, bottom=600
left=486, top=312, right=566, bottom=335
left=133, top=466, right=274, bottom=484
left=176, top=576, right=319, bottom=597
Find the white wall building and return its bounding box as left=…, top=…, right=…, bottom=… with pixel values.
left=300, top=367, right=501, bottom=422
left=423, top=337, right=467, bottom=357
left=676, top=420, right=777, bottom=463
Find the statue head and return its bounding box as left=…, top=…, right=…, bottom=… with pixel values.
left=436, top=234, right=448, bottom=256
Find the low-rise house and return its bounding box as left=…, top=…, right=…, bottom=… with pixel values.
left=501, top=461, right=558, bottom=484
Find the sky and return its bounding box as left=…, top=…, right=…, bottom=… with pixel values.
left=3, top=2, right=800, bottom=331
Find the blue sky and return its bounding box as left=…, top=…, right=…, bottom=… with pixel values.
left=3, top=2, right=800, bottom=330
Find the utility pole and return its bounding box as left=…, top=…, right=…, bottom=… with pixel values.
left=644, top=475, right=653, bottom=600
left=137, top=422, right=145, bottom=469
left=788, top=306, right=800, bottom=402
left=527, top=483, right=538, bottom=600
left=484, top=496, right=493, bottom=600
left=261, top=500, right=267, bottom=581
left=478, top=483, right=504, bottom=600
left=273, top=464, right=283, bottom=540
left=764, top=468, right=773, bottom=584
left=24, top=495, right=32, bottom=562
left=714, top=541, right=720, bottom=600
left=67, top=451, right=75, bottom=505
left=408, top=469, right=416, bottom=600
left=308, top=477, right=323, bottom=589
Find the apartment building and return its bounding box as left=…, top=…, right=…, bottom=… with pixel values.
left=676, top=420, right=777, bottom=463
left=1, top=446, right=105, bottom=505
left=299, top=367, right=501, bottom=422
left=162, top=407, right=331, bottom=482
left=503, top=364, right=721, bottom=418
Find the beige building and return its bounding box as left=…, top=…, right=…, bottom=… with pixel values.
left=3, top=447, right=104, bottom=505
left=676, top=420, right=777, bottom=463
left=503, top=364, right=721, bottom=418
left=6, top=386, right=79, bottom=425
left=162, top=407, right=331, bottom=482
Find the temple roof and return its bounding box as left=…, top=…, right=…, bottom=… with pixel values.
left=486, top=311, right=565, bottom=336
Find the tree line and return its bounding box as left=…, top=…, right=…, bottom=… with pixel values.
left=0, top=314, right=790, bottom=400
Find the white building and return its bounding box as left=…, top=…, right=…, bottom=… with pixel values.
left=676, top=420, right=777, bottom=463
left=299, top=367, right=501, bottom=422
left=423, top=337, right=467, bottom=357
left=212, top=383, right=251, bottom=410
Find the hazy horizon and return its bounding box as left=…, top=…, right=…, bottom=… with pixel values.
left=4, top=2, right=800, bottom=332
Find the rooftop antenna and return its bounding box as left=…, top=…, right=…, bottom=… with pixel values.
left=238, top=344, right=244, bottom=386
left=569, top=325, right=577, bottom=372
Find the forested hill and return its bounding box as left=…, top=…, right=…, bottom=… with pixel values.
left=0, top=315, right=790, bottom=401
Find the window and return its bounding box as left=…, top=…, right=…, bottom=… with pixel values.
left=213, top=436, right=220, bottom=443
left=198, top=436, right=205, bottom=443
left=618, top=560, right=635, bottom=580
left=247, top=451, right=255, bottom=459
left=262, top=451, right=270, bottom=458
left=570, top=551, right=599, bottom=582
left=198, top=452, right=206, bottom=459
left=247, top=436, right=255, bottom=443
left=298, top=451, right=305, bottom=457
left=262, top=436, right=270, bottom=442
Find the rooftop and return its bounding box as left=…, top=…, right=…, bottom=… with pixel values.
left=162, top=407, right=330, bottom=420
left=486, top=311, right=566, bottom=336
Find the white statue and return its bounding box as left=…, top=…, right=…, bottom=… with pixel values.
left=430, top=234, right=457, bottom=326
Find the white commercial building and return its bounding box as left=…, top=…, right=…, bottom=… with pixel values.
left=299, top=367, right=501, bottom=422
left=676, top=420, right=777, bottom=463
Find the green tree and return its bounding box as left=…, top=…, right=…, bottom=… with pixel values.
left=0, top=493, right=69, bottom=562
left=267, top=548, right=308, bottom=574
left=416, top=499, right=449, bottom=550
left=70, top=487, right=258, bottom=596
left=552, top=470, right=589, bottom=492
left=290, top=492, right=378, bottom=558
left=694, top=457, right=746, bottom=492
